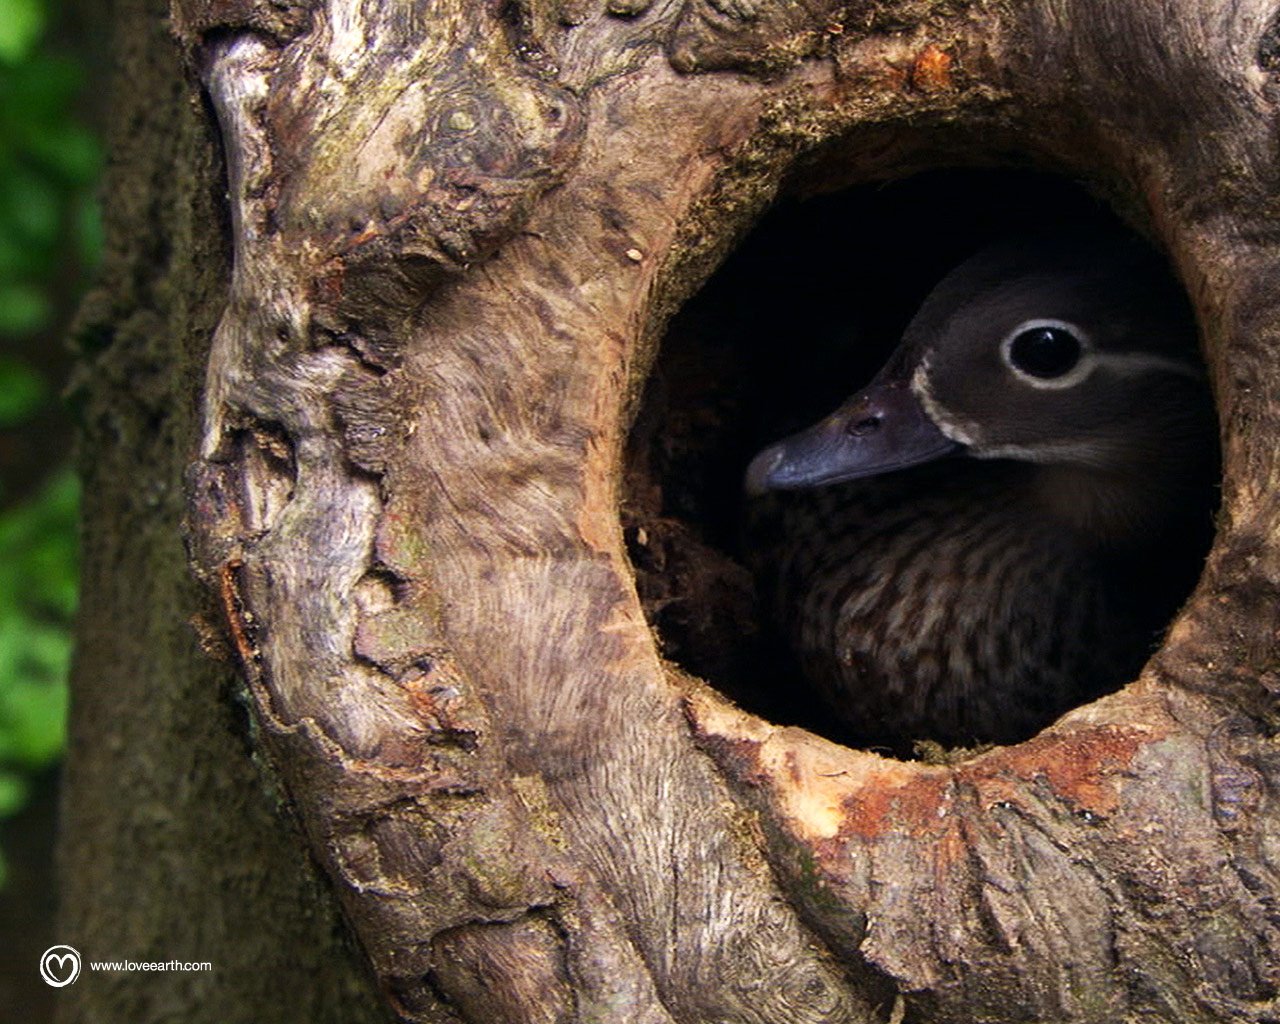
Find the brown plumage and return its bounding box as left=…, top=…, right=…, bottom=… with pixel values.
left=746, top=232, right=1216, bottom=750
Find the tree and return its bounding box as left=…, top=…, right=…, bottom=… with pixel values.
left=58, top=0, right=1280, bottom=1021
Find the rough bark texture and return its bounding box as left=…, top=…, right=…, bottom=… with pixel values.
left=61, top=0, right=1280, bottom=1022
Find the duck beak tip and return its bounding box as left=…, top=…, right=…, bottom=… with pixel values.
left=745, top=382, right=961, bottom=493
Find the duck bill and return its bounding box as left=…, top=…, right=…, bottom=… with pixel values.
left=745, top=380, right=962, bottom=495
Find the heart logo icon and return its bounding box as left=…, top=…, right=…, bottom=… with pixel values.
left=39, top=945, right=81, bottom=987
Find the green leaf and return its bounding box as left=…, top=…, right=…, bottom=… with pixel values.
left=0, top=282, right=49, bottom=334
left=0, top=0, right=44, bottom=64
left=0, top=167, right=60, bottom=248
left=0, top=54, right=81, bottom=121
left=75, top=194, right=103, bottom=270
left=0, top=470, right=79, bottom=616
left=0, top=471, right=78, bottom=772
left=0, top=671, right=69, bottom=765
left=22, top=122, right=100, bottom=184
left=0, top=233, right=21, bottom=276
left=0, top=770, right=29, bottom=817
left=0, top=355, right=47, bottom=424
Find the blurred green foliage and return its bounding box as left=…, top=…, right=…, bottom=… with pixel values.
left=0, top=472, right=77, bottom=826
left=0, top=0, right=102, bottom=886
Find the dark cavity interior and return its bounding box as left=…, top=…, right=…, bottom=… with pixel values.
left=623, top=169, right=1219, bottom=755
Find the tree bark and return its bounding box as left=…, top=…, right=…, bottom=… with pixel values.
left=56, top=1, right=389, bottom=1020
left=61, top=0, right=1280, bottom=1022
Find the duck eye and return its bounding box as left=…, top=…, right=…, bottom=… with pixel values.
left=1005, top=325, right=1084, bottom=380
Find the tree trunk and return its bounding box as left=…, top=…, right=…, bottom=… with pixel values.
left=60, top=0, right=1280, bottom=1022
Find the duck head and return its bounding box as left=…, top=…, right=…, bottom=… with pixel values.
left=745, top=232, right=1212, bottom=523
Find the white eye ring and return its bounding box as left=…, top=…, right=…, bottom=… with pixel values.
left=999, top=318, right=1096, bottom=389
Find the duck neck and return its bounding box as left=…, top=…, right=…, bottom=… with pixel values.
left=1028, top=452, right=1212, bottom=550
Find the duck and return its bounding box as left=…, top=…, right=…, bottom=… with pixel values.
left=744, top=230, right=1217, bottom=751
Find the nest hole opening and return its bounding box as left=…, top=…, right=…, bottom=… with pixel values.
left=624, top=168, right=1219, bottom=756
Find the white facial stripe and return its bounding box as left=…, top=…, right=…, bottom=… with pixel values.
left=1094, top=352, right=1203, bottom=380
left=1000, top=318, right=1203, bottom=390
left=969, top=439, right=1119, bottom=465
left=910, top=324, right=1201, bottom=463
left=911, top=359, right=980, bottom=446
